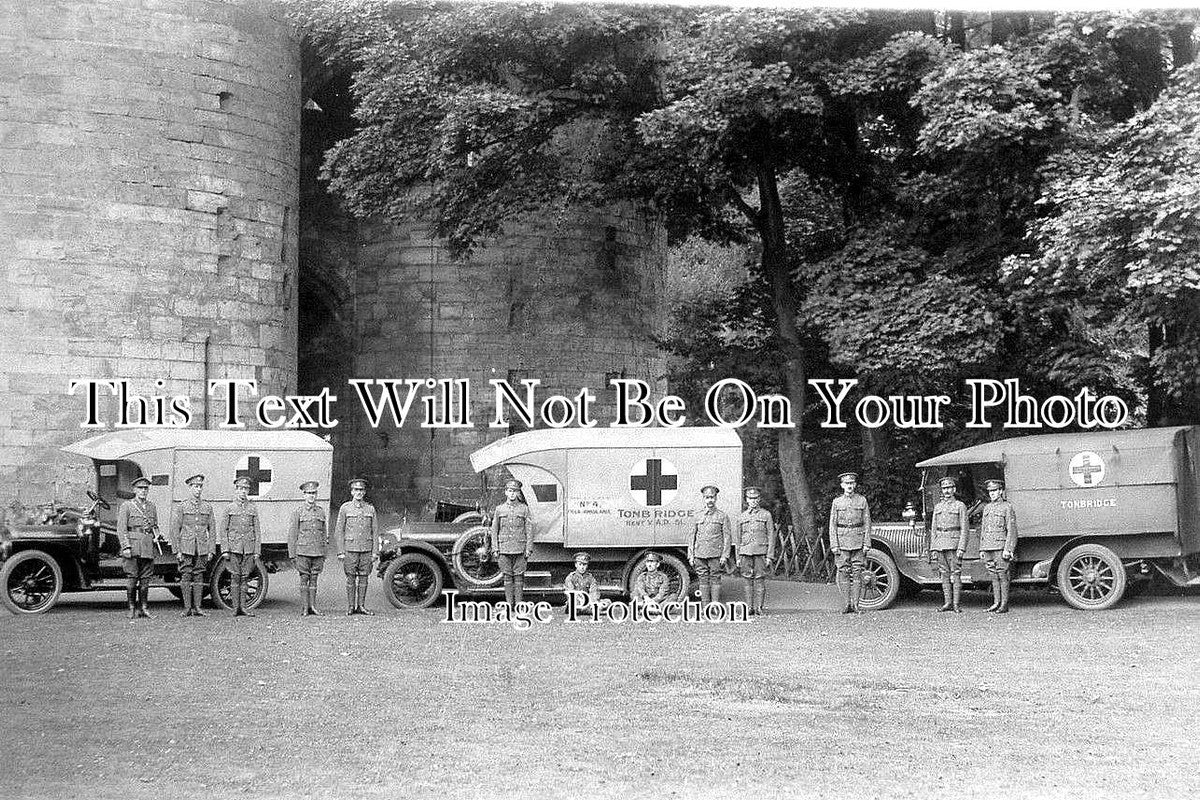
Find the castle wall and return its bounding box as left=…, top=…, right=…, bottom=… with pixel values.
left=304, top=206, right=668, bottom=514
left=0, top=0, right=301, bottom=505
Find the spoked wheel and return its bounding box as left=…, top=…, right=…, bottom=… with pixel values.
left=835, top=548, right=901, bottom=611
left=451, top=526, right=502, bottom=588
left=1, top=550, right=64, bottom=614
left=383, top=553, right=445, bottom=609
left=1057, top=544, right=1127, bottom=610
left=209, top=557, right=269, bottom=611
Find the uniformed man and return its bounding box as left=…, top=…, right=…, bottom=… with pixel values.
left=980, top=478, right=1018, bottom=614
left=289, top=480, right=328, bottom=617
left=829, top=472, right=871, bottom=614
left=170, top=474, right=215, bottom=618
left=117, top=476, right=159, bottom=619
left=928, top=476, right=968, bottom=613
left=220, top=476, right=260, bottom=617
left=689, top=485, right=732, bottom=607
left=489, top=478, right=533, bottom=607
left=563, top=551, right=602, bottom=612
left=335, top=478, right=378, bottom=616
left=736, top=486, right=775, bottom=616
left=632, top=551, right=672, bottom=606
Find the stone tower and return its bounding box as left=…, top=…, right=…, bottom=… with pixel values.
left=0, top=0, right=301, bottom=502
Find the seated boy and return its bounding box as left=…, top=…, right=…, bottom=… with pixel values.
left=564, top=551, right=604, bottom=614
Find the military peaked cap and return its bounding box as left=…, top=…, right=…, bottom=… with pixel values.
left=985, top=479, right=1005, bottom=491
left=939, top=477, right=957, bottom=489
left=348, top=478, right=368, bottom=490
left=744, top=486, right=762, bottom=498
left=233, top=476, right=252, bottom=489
left=644, top=551, right=661, bottom=563
left=132, top=477, right=151, bottom=489
left=300, top=480, right=320, bottom=492
left=184, top=474, right=204, bottom=487
left=504, top=479, right=523, bottom=490
left=837, top=472, right=859, bottom=482
left=700, top=485, right=720, bottom=496
left=574, top=552, right=590, bottom=563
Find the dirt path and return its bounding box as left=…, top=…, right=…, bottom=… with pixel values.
left=2, top=581, right=1198, bottom=799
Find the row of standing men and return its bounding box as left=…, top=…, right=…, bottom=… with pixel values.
left=116, top=474, right=378, bottom=619
left=117, top=470, right=1019, bottom=619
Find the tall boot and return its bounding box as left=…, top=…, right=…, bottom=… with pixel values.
left=240, top=578, right=256, bottom=617
left=309, top=579, right=324, bottom=616
left=841, top=569, right=854, bottom=614
left=851, top=567, right=863, bottom=613
left=232, top=574, right=244, bottom=616
left=744, top=579, right=756, bottom=616
left=126, top=581, right=138, bottom=619
left=180, top=577, right=193, bottom=617
left=503, top=576, right=515, bottom=608
left=710, top=578, right=721, bottom=606
left=698, top=580, right=710, bottom=607
left=346, top=579, right=357, bottom=616
left=356, top=577, right=375, bottom=615
left=192, top=580, right=208, bottom=616
left=951, top=575, right=963, bottom=613
left=997, top=571, right=1010, bottom=614
left=137, top=581, right=153, bottom=619
left=300, top=579, right=312, bottom=616
left=937, top=576, right=953, bottom=612
left=986, top=576, right=1001, bottom=612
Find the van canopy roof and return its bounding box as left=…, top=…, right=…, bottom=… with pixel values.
left=470, top=427, right=743, bottom=473
left=915, top=426, right=1195, bottom=468
left=61, top=429, right=333, bottom=461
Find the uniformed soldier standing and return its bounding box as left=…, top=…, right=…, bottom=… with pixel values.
left=335, top=478, right=378, bottom=615
left=170, top=474, right=215, bottom=618
left=289, top=480, right=328, bottom=617
left=928, top=476, right=968, bottom=613
left=632, top=551, right=672, bottom=606
left=690, top=485, right=732, bottom=607
left=117, top=476, right=159, bottom=619
left=563, top=551, right=602, bottom=612
left=736, top=486, right=775, bottom=616
left=220, top=476, right=260, bottom=617
left=489, top=478, right=534, bottom=607
left=980, top=478, right=1018, bottom=614
left=829, top=472, right=872, bottom=614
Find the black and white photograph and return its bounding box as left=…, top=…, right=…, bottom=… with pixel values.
left=2, top=1, right=1199, bottom=797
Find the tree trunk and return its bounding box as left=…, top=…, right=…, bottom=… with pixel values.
left=1171, top=23, right=1196, bottom=69
left=861, top=424, right=889, bottom=493
left=754, top=159, right=818, bottom=539
left=949, top=12, right=966, bottom=48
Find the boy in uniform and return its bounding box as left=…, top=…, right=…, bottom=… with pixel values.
left=563, top=551, right=602, bottom=615
left=220, top=476, right=260, bottom=617
left=689, top=485, right=732, bottom=607
left=829, top=472, right=871, bottom=614
left=170, top=474, right=214, bottom=617
left=736, top=486, right=775, bottom=616
left=289, top=480, right=328, bottom=616
left=927, top=476, right=968, bottom=613
left=632, top=551, right=672, bottom=607
left=335, top=478, right=378, bottom=615
left=117, top=476, right=159, bottom=619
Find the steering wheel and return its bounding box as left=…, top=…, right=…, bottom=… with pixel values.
left=87, top=490, right=111, bottom=510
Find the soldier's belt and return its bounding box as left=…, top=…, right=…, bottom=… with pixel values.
left=935, top=526, right=960, bottom=532
left=836, top=525, right=864, bottom=530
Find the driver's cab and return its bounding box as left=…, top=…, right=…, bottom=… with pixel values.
left=920, top=461, right=1004, bottom=568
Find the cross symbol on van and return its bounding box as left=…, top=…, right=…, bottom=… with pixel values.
left=1071, top=455, right=1102, bottom=486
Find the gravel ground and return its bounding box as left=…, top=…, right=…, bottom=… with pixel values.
left=2, top=575, right=1198, bottom=800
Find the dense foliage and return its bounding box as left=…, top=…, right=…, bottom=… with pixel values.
left=295, top=3, right=1199, bottom=529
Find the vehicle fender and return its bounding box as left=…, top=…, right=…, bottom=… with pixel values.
left=1043, top=534, right=1175, bottom=585
left=7, top=543, right=82, bottom=590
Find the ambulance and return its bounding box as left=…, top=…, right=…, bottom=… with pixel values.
left=377, top=427, right=744, bottom=608
left=0, top=430, right=332, bottom=613
left=864, top=425, right=1200, bottom=610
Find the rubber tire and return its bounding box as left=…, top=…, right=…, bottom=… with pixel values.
left=626, top=553, right=690, bottom=602
left=836, top=547, right=901, bottom=611
left=1, top=549, right=64, bottom=615
left=451, top=526, right=503, bottom=588
left=383, top=553, right=445, bottom=610
left=209, top=557, right=269, bottom=611
left=1056, top=543, right=1127, bottom=610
